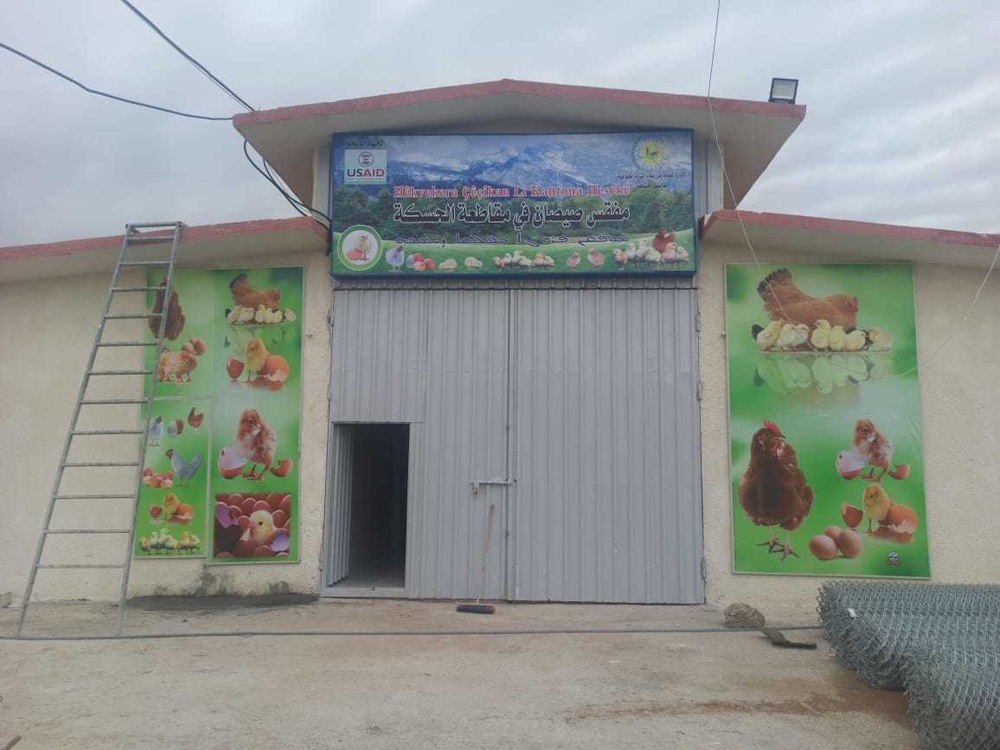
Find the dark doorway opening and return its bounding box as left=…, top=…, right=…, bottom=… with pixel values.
left=334, top=424, right=408, bottom=591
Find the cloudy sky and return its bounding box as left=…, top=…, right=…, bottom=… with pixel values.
left=1, top=0, right=997, bottom=246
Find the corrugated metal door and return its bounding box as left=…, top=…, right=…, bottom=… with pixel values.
left=324, top=424, right=352, bottom=586
left=509, top=288, right=703, bottom=603
left=328, top=289, right=510, bottom=599
left=328, top=283, right=702, bottom=603
left=406, top=290, right=510, bottom=599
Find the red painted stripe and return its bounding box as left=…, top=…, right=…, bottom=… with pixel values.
left=702, top=209, right=1000, bottom=248
left=0, top=217, right=324, bottom=262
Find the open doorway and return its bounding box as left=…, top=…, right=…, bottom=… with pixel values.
left=326, top=423, right=408, bottom=594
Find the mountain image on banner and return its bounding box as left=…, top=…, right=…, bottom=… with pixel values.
left=387, top=138, right=692, bottom=192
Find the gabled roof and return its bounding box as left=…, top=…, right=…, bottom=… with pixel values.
left=701, top=210, right=1000, bottom=268
left=234, top=78, right=806, bottom=210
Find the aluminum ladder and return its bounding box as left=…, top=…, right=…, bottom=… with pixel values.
left=16, top=222, right=184, bottom=637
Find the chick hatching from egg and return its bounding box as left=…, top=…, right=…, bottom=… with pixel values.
left=243, top=337, right=270, bottom=382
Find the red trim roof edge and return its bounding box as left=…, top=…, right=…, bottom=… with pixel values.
left=0, top=217, right=325, bottom=263
left=234, top=78, right=806, bottom=129
left=702, top=209, right=1000, bottom=248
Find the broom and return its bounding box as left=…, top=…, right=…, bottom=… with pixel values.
left=456, top=502, right=496, bottom=615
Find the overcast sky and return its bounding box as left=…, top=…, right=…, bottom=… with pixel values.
left=1, top=0, right=997, bottom=246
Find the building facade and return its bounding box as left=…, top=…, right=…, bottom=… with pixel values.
left=2, top=81, right=998, bottom=618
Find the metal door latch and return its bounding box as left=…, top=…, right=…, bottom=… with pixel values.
left=470, top=478, right=514, bottom=496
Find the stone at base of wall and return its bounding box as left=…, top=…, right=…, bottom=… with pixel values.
left=0, top=591, right=11, bottom=608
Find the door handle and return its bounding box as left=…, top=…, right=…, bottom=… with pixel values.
left=470, top=479, right=514, bottom=496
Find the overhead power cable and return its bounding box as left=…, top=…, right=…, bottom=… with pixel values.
left=0, top=41, right=230, bottom=121
left=117, top=0, right=254, bottom=113
left=117, top=0, right=331, bottom=227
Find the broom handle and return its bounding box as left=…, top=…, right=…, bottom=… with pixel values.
left=476, top=503, right=496, bottom=604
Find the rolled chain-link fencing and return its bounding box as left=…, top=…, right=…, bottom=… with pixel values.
left=819, top=581, right=1000, bottom=750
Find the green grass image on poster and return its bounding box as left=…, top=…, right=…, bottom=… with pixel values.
left=135, top=267, right=303, bottom=564
left=330, top=228, right=696, bottom=277
left=725, top=264, right=929, bottom=578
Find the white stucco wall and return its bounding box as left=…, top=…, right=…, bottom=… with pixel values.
left=698, top=241, right=1000, bottom=620
left=1, top=249, right=331, bottom=604
left=6, top=236, right=999, bottom=615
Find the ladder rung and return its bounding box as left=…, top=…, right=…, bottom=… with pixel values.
left=55, top=493, right=135, bottom=500
left=45, top=529, right=132, bottom=535
left=61, top=461, right=140, bottom=468
left=80, top=399, right=147, bottom=405
left=104, top=313, right=155, bottom=320
left=87, top=370, right=154, bottom=376
left=129, top=222, right=184, bottom=229
left=120, top=260, right=171, bottom=267
left=112, top=286, right=161, bottom=293
left=71, top=429, right=144, bottom=436
left=96, top=341, right=158, bottom=347
left=36, top=564, right=125, bottom=570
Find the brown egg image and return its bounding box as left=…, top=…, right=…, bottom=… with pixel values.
left=823, top=526, right=841, bottom=542
left=225, top=357, right=244, bottom=380
left=233, top=540, right=258, bottom=558
left=841, top=502, right=864, bottom=529
left=809, top=534, right=839, bottom=561
left=886, top=503, right=919, bottom=535
left=272, top=510, right=288, bottom=530
left=837, top=529, right=864, bottom=558
left=271, top=459, right=294, bottom=478
left=260, top=355, right=290, bottom=384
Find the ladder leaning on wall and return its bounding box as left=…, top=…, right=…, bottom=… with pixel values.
left=16, top=222, right=184, bottom=637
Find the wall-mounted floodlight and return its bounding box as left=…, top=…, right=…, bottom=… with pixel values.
left=769, top=78, right=799, bottom=105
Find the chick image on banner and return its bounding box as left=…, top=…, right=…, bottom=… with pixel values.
left=134, top=267, right=303, bottom=564
left=725, top=263, right=929, bottom=578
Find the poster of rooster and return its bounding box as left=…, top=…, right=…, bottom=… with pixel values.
left=725, top=264, right=929, bottom=578
left=134, top=267, right=303, bottom=564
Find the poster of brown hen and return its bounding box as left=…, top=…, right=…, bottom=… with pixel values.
left=726, top=264, right=928, bottom=578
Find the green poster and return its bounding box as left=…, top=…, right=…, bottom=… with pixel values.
left=726, top=264, right=929, bottom=578
left=330, top=132, right=696, bottom=278
left=134, top=268, right=303, bottom=563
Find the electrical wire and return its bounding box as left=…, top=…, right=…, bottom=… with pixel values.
left=117, top=0, right=254, bottom=114
left=0, top=41, right=231, bottom=121
left=115, top=0, right=331, bottom=228
left=704, top=0, right=1000, bottom=380
left=243, top=139, right=332, bottom=226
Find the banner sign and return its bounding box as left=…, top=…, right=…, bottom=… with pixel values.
left=134, top=267, right=303, bottom=564
left=329, top=131, right=695, bottom=277
left=725, top=264, right=929, bottom=578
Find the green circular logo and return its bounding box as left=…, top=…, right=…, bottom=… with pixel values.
left=632, top=138, right=668, bottom=169
left=337, top=225, right=383, bottom=271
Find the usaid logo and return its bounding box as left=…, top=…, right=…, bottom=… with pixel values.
left=345, top=149, right=387, bottom=184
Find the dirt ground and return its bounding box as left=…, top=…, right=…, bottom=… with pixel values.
left=0, top=599, right=916, bottom=749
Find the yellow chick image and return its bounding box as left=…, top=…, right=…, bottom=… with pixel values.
left=755, top=320, right=782, bottom=350
left=862, top=484, right=893, bottom=533
left=244, top=509, right=278, bottom=546
left=810, top=320, right=831, bottom=350
left=844, top=329, right=867, bottom=352
left=829, top=325, right=847, bottom=352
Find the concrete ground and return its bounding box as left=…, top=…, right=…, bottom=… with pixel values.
left=0, top=599, right=916, bottom=749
